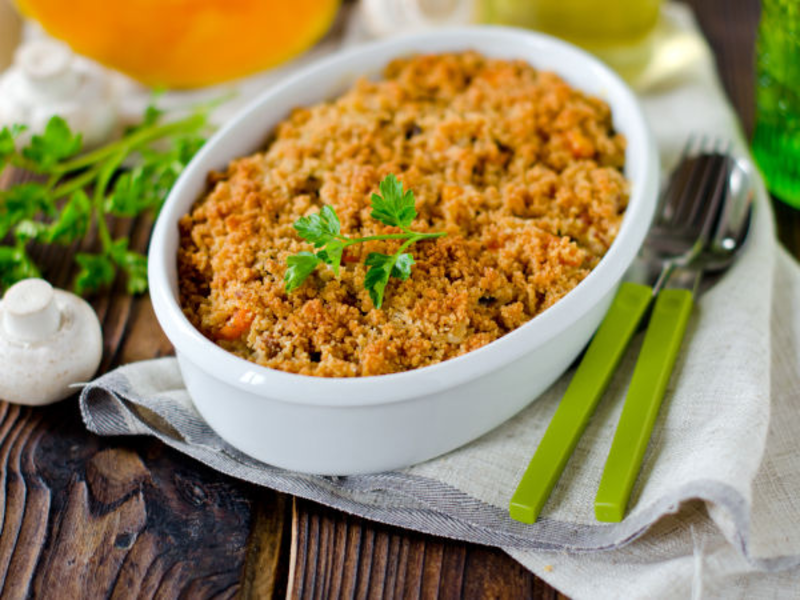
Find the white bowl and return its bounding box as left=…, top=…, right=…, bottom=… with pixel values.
left=149, top=26, right=659, bottom=475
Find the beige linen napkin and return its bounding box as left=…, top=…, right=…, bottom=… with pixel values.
left=78, top=4, right=800, bottom=597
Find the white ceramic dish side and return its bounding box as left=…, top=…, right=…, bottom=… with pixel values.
left=149, top=27, right=659, bottom=475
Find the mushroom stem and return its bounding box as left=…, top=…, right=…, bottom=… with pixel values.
left=1, top=279, right=61, bottom=343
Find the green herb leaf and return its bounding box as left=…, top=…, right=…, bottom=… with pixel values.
left=0, top=183, right=51, bottom=239
left=0, top=129, right=16, bottom=159
left=0, top=245, right=40, bottom=289
left=364, top=252, right=395, bottom=308
left=124, top=102, right=164, bottom=136
left=0, top=125, right=25, bottom=164
left=316, top=239, right=345, bottom=277
left=363, top=251, right=415, bottom=308
left=74, top=252, right=116, bottom=295
left=107, top=131, right=203, bottom=218
left=22, top=116, right=82, bottom=169
left=106, top=168, right=149, bottom=216
left=391, top=252, right=414, bottom=280
left=172, top=134, right=206, bottom=166
left=123, top=254, right=149, bottom=295
left=14, top=220, right=49, bottom=243
left=48, top=190, right=92, bottom=243
left=284, top=251, right=321, bottom=293
left=0, top=104, right=211, bottom=295
left=142, top=104, right=164, bottom=129
left=293, top=205, right=341, bottom=247
left=108, top=239, right=148, bottom=294
left=370, top=174, right=417, bottom=229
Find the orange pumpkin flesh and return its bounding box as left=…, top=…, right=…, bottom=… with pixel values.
left=15, top=0, right=341, bottom=88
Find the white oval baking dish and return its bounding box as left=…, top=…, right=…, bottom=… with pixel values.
left=149, top=26, right=659, bottom=475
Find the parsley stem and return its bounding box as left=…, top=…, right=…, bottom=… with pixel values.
left=92, top=149, right=128, bottom=252
left=50, top=164, right=103, bottom=200
left=9, top=155, right=42, bottom=173
left=395, top=236, right=417, bottom=255
left=54, top=114, right=206, bottom=174
left=48, top=112, right=206, bottom=201
left=342, top=231, right=446, bottom=246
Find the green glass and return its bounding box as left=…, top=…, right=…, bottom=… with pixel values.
left=752, top=0, right=800, bottom=208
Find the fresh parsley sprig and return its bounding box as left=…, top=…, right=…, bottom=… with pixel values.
left=0, top=105, right=210, bottom=294
left=285, top=174, right=446, bottom=308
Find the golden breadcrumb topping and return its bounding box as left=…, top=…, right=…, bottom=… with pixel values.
left=178, top=52, right=628, bottom=377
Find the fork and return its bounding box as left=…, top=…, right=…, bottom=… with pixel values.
left=594, top=152, right=753, bottom=522
left=509, top=140, right=729, bottom=524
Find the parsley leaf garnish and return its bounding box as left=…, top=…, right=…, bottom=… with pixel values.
left=285, top=175, right=445, bottom=308
left=109, top=238, right=149, bottom=295
left=390, top=252, right=415, bottom=280
left=316, top=238, right=345, bottom=277
left=370, top=174, right=417, bottom=230
left=0, top=183, right=50, bottom=239
left=293, top=204, right=341, bottom=247
left=364, top=251, right=415, bottom=308
left=285, top=251, right=322, bottom=293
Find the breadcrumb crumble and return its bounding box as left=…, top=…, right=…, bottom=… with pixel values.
left=178, top=52, right=628, bottom=377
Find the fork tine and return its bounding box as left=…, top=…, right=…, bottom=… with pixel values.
left=698, top=153, right=731, bottom=243
left=657, top=136, right=697, bottom=224
left=683, top=152, right=724, bottom=228
left=643, top=139, right=735, bottom=268
left=667, top=149, right=715, bottom=228
left=674, top=136, right=732, bottom=231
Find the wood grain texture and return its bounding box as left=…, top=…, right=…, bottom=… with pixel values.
left=0, top=400, right=259, bottom=598
left=286, top=499, right=566, bottom=600
left=240, top=490, right=291, bottom=599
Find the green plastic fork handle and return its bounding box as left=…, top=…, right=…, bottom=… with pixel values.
left=509, top=282, right=653, bottom=524
left=594, top=288, right=694, bottom=523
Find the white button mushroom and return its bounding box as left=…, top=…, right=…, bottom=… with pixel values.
left=0, top=39, right=119, bottom=149
left=360, top=0, right=474, bottom=38
left=0, top=278, right=103, bottom=405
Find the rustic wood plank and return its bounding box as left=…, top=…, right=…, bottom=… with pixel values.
left=85, top=448, right=151, bottom=505
left=0, top=397, right=258, bottom=598
left=287, top=499, right=568, bottom=600
left=117, top=296, right=174, bottom=363
left=239, top=490, right=291, bottom=599
left=34, top=479, right=148, bottom=597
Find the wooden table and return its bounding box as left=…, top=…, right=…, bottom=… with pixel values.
left=1, top=0, right=795, bottom=597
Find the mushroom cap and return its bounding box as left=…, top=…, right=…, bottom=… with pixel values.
left=0, top=282, right=103, bottom=405
left=0, top=39, right=119, bottom=148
